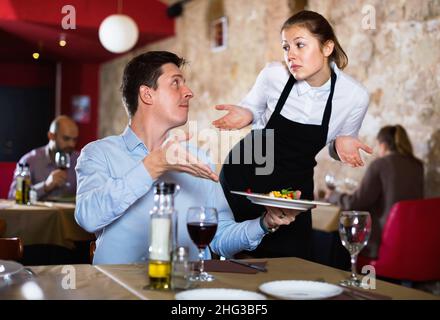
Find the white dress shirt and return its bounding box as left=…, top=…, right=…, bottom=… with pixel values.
left=239, top=62, right=369, bottom=144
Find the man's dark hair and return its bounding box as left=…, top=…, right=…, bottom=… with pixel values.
left=121, top=51, right=186, bottom=117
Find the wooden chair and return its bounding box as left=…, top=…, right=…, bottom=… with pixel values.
left=89, top=241, right=96, bottom=264
left=0, top=237, right=24, bottom=261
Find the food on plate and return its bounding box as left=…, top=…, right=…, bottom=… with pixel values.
left=268, top=188, right=301, bottom=200
left=245, top=188, right=301, bottom=200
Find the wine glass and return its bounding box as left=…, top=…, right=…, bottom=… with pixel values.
left=338, top=211, right=372, bottom=287
left=324, top=173, right=337, bottom=190
left=186, top=207, right=218, bottom=282
left=343, top=178, right=358, bottom=193
left=55, top=151, right=71, bottom=187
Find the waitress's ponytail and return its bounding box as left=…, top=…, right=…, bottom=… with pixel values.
left=281, top=10, right=348, bottom=70
left=331, top=39, right=348, bottom=70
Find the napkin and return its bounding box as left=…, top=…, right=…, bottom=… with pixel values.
left=203, top=260, right=267, bottom=274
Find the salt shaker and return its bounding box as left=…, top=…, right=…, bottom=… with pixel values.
left=171, top=246, right=191, bottom=290
left=29, top=187, right=37, bottom=205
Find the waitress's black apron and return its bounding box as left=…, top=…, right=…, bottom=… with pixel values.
left=220, top=71, right=336, bottom=258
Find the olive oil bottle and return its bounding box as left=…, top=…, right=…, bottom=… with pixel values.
left=147, top=182, right=178, bottom=290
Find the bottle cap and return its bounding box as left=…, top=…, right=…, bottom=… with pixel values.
left=175, top=246, right=188, bottom=258
left=154, top=182, right=176, bottom=195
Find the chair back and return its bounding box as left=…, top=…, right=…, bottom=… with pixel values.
left=89, top=241, right=96, bottom=264
left=0, top=237, right=23, bottom=261
left=371, top=198, right=440, bottom=281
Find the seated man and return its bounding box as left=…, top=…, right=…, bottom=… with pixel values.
left=8, top=115, right=79, bottom=201
left=75, top=51, right=299, bottom=264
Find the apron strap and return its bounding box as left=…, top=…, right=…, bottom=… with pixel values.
left=321, top=70, right=337, bottom=129
left=270, top=74, right=296, bottom=120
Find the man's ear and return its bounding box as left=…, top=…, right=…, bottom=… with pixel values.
left=47, top=131, right=55, bottom=141
left=139, top=85, right=153, bottom=105
left=323, top=40, right=335, bottom=58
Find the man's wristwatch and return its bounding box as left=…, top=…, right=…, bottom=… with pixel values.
left=260, top=212, right=279, bottom=234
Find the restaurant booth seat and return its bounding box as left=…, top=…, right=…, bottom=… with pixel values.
left=358, top=198, right=440, bottom=283
left=0, top=237, right=24, bottom=261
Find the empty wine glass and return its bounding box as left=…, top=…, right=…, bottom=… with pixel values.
left=343, top=178, right=358, bottom=193
left=324, top=173, right=337, bottom=190
left=186, top=207, right=218, bottom=282
left=0, top=260, right=24, bottom=284
left=55, top=151, right=71, bottom=187
left=339, top=211, right=372, bottom=287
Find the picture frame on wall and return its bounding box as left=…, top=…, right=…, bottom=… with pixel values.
left=72, top=95, right=91, bottom=124
left=211, top=16, right=228, bottom=52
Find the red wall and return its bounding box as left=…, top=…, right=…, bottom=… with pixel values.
left=0, top=62, right=55, bottom=87
left=0, top=162, right=16, bottom=199
left=0, top=61, right=99, bottom=150
left=60, top=62, right=100, bottom=150
left=0, top=62, right=100, bottom=198
left=0, top=62, right=55, bottom=198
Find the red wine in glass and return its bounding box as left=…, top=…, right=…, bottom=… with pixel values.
left=186, top=207, right=218, bottom=282
left=55, top=151, right=71, bottom=187
left=187, top=222, right=218, bottom=249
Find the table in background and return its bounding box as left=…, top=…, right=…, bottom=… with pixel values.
left=311, top=205, right=350, bottom=270
left=312, top=204, right=340, bottom=233
left=0, top=199, right=94, bottom=264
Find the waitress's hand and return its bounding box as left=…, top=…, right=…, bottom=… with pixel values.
left=212, top=105, right=253, bottom=130
left=263, top=206, right=303, bottom=230
left=335, top=136, right=373, bottom=167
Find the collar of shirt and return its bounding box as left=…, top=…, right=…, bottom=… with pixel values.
left=122, top=126, right=149, bottom=153
left=295, top=62, right=340, bottom=97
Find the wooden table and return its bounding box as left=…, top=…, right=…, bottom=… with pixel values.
left=312, top=204, right=340, bottom=232
left=0, top=200, right=94, bottom=250
left=1, top=258, right=437, bottom=300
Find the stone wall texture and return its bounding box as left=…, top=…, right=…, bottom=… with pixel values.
left=99, top=0, right=440, bottom=197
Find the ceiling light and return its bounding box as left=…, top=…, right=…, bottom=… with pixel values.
left=98, top=14, right=138, bottom=53
left=59, top=34, right=67, bottom=47
left=32, top=52, right=40, bottom=59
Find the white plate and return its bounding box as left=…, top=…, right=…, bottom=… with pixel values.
left=175, top=288, right=267, bottom=300
left=259, top=280, right=343, bottom=300
left=231, top=191, right=330, bottom=211
left=0, top=260, right=24, bottom=278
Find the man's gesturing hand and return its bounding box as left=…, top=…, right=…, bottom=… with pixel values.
left=143, top=133, right=219, bottom=182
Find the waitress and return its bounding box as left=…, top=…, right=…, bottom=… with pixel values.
left=213, top=11, right=372, bottom=259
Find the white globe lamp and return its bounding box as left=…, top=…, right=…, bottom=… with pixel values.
left=99, top=14, right=139, bottom=53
